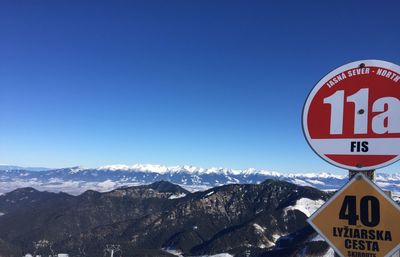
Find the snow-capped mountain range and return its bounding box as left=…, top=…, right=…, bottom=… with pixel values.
left=1, top=164, right=399, bottom=195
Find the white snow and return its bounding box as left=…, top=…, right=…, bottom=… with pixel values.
left=310, top=234, right=325, bottom=241
left=322, top=248, right=335, bottom=257
left=68, top=166, right=85, bottom=174
left=377, top=182, right=395, bottom=187
left=204, top=191, right=215, bottom=197
left=162, top=248, right=183, bottom=256
left=161, top=248, right=233, bottom=257
left=98, top=164, right=132, bottom=171
left=272, top=234, right=281, bottom=242
left=392, top=192, right=400, bottom=202
left=169, top=193, right=186, bottom=199
left=96, top=180, right=117, bottom=191
left=181, top=185, right=211, bottom=192
left=284, top=198, right=325, bottom=217
left=0, top=163, right=352, bottom=180
left=291, top=179, right=313, bottom=187
left=99, top=164, right=189, bottom=174
left=201, top=254, right=234, bottom=257
left=287, top=172, right=345, bottom=180
left=253, top=223, right=265, bottom=233
left=96, top=164, right=345, bottom=179
left=306, top=179, right=325, bottom=185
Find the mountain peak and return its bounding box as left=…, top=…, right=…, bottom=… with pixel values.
left=146, top=180, right=190, bottom=194
left=96, top=163, right=278, bottom=176
left=8, top=187, right=39, bottom=194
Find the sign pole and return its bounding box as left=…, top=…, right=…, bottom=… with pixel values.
left=349, top=170, right=375, bottom=181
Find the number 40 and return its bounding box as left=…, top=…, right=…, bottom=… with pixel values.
left=339, top=195, right=380, bottom=227
left=324, top=88, right=400, bottom=135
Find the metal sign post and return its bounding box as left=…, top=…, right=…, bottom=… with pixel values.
left=303, top=59, right=400, bottom=257
left=349, top=170, right=375, bottom=181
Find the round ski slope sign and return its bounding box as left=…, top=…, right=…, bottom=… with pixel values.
left=303, top=60, right=400, bottom=170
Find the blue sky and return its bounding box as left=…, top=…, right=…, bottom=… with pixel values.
left=1, top=1, right=400, bottom=173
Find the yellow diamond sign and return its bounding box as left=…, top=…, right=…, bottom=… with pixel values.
left=308, top=173, right=400, bottom=257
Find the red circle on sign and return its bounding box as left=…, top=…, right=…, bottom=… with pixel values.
left=303, top=60, right=400, bottom=170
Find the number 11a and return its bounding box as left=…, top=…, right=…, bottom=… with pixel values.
left=323, top=88, right=400, bottom=135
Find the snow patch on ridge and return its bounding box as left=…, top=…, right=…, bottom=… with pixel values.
left=253, top=223, right=265, bottom=233
left=310, top=234, right=325, bottom=241
left=203, top=254, right=234, bottom=257
left=322, top=248, right=335, bottom=257
left=162, top=248, right=233, bottom=257
left=291, top=179, right=313, bottom=187
left=204, top=191, right=215, bottom=197
left=161, top=248, right=183, bottom=256
left=284, top=198, right=325, bottom=217
left=169, top=193, right=186, bottom=199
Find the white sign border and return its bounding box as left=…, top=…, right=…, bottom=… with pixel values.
left=307, top=173, right=400, bottom=257
left=302, top=59, right=400, bottom=171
